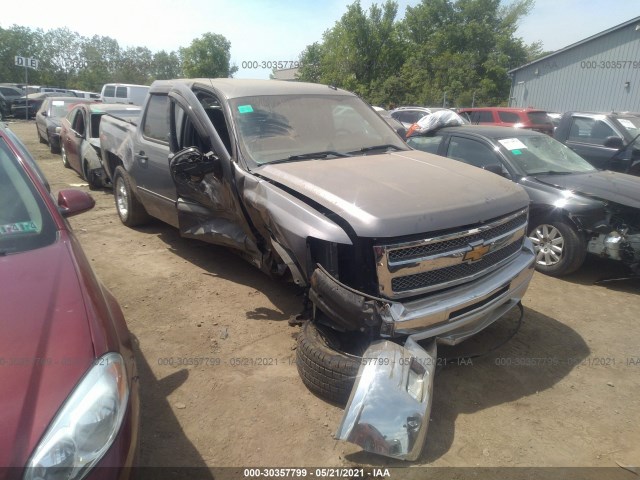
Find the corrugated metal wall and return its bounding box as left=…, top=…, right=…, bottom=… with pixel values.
left=509, top=21, right=640, bottom=112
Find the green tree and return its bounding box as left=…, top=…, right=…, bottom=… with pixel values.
left=312, top=1, right=405, bottom=97
left=296, top=0, right=538, bottom=107
left=398, top=0, right=535, bottom=107
left=180, top=32, right=237, bottom=78
left=76, top=35, right=121, bottom=92
left=152, top=50, right=182, bottom=80
left=39, top=28, right=84, bottom=87
left=0, top=25, right=44, bottom=84
left=297, top=42, right=324, bottom=83
left=115, top=46, right=154, bottom=85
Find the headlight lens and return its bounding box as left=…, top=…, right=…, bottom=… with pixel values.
left=24, top=353, right=129, bottom=480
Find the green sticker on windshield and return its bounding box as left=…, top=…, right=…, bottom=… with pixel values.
left=512, top=149, right=522, bottom=155
left=238, top=105, right=254, bottom=114
left=0, top=221, right=38, bottom=235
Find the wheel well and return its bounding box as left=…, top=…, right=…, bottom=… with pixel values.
left=529, top=209, right=580, bottom=233
left=105, top=152, right=124, bottom=179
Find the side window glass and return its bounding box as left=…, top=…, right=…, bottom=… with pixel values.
left=115, top=87, right=127, bottom=98
left=103, top=86, right=115, bottom=97
left=568, top=117, right=619, bottom=145
left=196, top=91, right=232, bottom=155
left=73, top=111, right=85, bottom=136
left=447, top=136, right=500, bottom=168
left=498, top=111, right=519, bottom=123
left=407, top=135, right=443, bottom=154
left=588, top=121, right=618, bottom=145
left=477, top=111, right=494, bottom=123
left=568, top=117, right=593, bottom=141
left=142, top=95, right=170, bottom=142
left=173, top=102, right=207, bottom=153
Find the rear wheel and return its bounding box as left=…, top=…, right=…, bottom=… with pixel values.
left=528, top=219, right=586, bottom=276
left=113, top=166, right=150, bottom=227
left=61, top=144, right=70, bottom=168
left=296, top=321, right=363, bottom=405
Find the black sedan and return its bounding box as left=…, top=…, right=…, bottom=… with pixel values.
left=407, top=125, right=640, bottom=276
left=11, top=92, right=74, bottom=119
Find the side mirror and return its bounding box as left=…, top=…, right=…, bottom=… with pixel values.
left=41, top=111, right=48, bottom=117
left=482, top=163, right=510, bottom=178
left=58, top=189, right=95, bottom=217
left=604, top=136, right=624, bottom=150
left=169, top=147, right=219, bottom=180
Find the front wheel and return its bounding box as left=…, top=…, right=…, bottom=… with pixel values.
left=528, top=220, right=586, bottom=276
left=296, top=321, right=363, bottom=405
left=113, top=166, right=150, bottom=227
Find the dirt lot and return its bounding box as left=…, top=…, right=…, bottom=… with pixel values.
left=8, top=120, right=640, bottom=474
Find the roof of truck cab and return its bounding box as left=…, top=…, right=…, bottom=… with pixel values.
left=149, top=78, right=354, bottom=99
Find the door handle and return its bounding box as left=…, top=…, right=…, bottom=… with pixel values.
left=135, top=151, right=149, bottom=166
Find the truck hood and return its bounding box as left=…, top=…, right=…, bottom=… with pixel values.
left=258, top=150, right=529, bottom=238
left=0, top=240, right=94, bottom=467
left=533, top=170, right=640, bottom=209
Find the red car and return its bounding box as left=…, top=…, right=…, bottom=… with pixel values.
left=0, top=123, right=139, bottom=477
left=457, top=107, right=554, bottom=135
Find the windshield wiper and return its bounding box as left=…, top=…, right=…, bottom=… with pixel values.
left=351, top=144, right=404, bottom=154
left=530, top=170, right=575, bottom=175
left=268, top=151, right=350, bottom=165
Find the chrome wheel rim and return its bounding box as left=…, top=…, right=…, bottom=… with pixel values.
left=529, top=224, right=564, bottom=266
left=115, top=178, right=128, bottom=220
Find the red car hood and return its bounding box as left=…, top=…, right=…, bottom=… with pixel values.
left=0, top=237, right=95, bottom=467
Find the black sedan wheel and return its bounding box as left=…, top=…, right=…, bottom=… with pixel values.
left=528, top=220, right=586, bottom=276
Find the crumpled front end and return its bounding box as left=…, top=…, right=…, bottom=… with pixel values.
left=309, top=208, right=535, bottom=343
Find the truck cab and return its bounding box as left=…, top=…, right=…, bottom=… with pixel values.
left=555, top=111, right=640, bottom=175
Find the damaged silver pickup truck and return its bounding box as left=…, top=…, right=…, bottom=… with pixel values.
left=100, top=79, right=536, bottom=460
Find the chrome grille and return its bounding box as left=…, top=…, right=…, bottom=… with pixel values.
left=391, top=240, right=522, bottom=293
left=388, top=212, right=528, bottom=261
left=375, top=208, right=528, bottom=299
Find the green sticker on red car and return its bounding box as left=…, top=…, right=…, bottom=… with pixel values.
left=0, top=221, right=38, bottom=235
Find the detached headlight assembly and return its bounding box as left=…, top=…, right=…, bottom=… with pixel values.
left=24, top=353, right=129, bottom=480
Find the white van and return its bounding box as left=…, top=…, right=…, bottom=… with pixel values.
left=100, top=83, right=149, bottom=106
left=68, top=89, right=101, bottom=100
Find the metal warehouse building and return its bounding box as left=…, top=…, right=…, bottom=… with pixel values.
left=508, top=16, right=640, bottom=112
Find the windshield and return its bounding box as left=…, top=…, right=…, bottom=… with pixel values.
left=616, top=117, right=640, bottom=148
left=498, top=135, right=597, bottom=175
left=229, top=94, right=407, bottom=165
left=0, top=137, right=57, bottom=255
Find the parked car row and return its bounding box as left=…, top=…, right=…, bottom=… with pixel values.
left=18, top=79, right=638, bottom=469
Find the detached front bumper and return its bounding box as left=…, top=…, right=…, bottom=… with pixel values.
left=310, top=238, right=535, bottom=344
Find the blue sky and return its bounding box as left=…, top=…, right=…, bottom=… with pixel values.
left=1, top=0, right=638, bottom=80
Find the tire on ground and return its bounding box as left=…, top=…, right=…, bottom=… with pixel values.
left=113, top=166, right=150, bottom=227
left=528, top=219, right=587, bottom=276
left=296, top=320, right=362, bottom=406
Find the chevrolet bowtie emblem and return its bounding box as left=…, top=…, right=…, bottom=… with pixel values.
left=463, top=243, right=491, bottom=263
